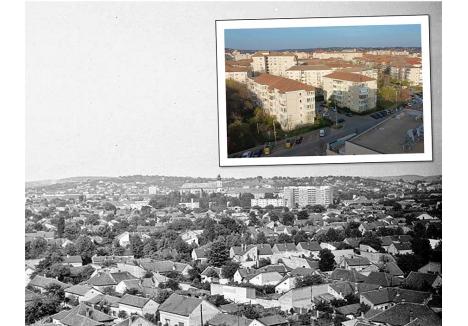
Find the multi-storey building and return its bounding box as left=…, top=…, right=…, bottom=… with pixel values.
left=285, top=65, right=334, bottom=91
left=322, top=71, right=377, bottom=113
left=390, top=64, right=422, bottom=86
left=251, top=198, right=285, bottom=208
left=247, top=74, right=316, bottom=130
left=251, top=51, right=298, bottom=77
left=231, top=50, right=253, bottom=61
left=312, top=51, right=363, bottom=61
left=225, top=65, right=249, bottom=84
left=283, top=186, right=333, bottom=208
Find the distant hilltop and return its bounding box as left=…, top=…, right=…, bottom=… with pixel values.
left=26, top=174, right=441, bottom=189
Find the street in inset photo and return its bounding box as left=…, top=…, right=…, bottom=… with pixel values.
left=217, top=16, right=432, bottom=166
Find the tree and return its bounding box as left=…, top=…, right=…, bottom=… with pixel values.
left=75, top=235, right=96, bottom=265
left=310, top=205, right=326, bottom=213
left=293, top=230, right=308, bottom=244
left=208, top=241, right=229, bottom=267
left=297, top=210, right=309, bottom=220
left=221, top=261, right=240, bottom=279
left=281, top=212, right=295, bottom=226
left=155, top=289, right=171, bottom=304
left=207, top=294, right=229, bottom=306
left=256, top=232, right=267, bottom=244
left=45, top=283, right=65, bottom=302
left=57, top=215, right=65, bottom=238
left=319, top=248, right=335, bottom=272
left=130, top=235, right=144, bottom=259
left=118, top=310, right=128, bottom=319
left=25, top=296, right=61, bottom=324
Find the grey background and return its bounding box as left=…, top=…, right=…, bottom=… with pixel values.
left=26, top=1, right=441, bottom=181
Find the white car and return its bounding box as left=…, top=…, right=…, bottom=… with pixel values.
left=319, top=129, right=325, bottom=137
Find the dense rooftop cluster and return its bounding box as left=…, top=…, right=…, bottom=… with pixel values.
left=25, top=174, right=441, bottom=326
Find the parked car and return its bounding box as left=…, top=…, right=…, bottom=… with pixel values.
left=241, top=151, right=252, bottom=158
left=285, top=139, right=293, bottom=148
left=319, top=129, right=325, bottom=137
left=295, top=136, right=303, bottom=144
left=337, top=118, right=345, bottom=123
left=252, top=149, right=263, bottom=157
left=345, top=112, right=353, bottom=117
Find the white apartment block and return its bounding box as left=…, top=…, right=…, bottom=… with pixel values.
left=285, top=65, right=334, bottom=90
left=251, top=198, right=285, bottom=208
left=390, top=65, right=422, bottom=86
left=323, top=71, right=378, bottom=113
left=283, top=186, right=333, bottom=209
left=251, top=51, right=298, bottom=77
left=247, top=74, right=316, bottom=130
left=312, top=51, right=363, bottom=61
left=225, top=65, right=249, bottom=84
left=231, top=50, right=253, bottom=61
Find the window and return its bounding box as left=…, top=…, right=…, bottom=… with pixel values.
left=179, top=323, right=184, bottom=326
left=165, top=319, right=170, bottom=325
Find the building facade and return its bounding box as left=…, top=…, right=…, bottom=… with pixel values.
left=247, top=74, right=316, bottom=130
left=322, top=71, right=377, bottom=113
left=283, top=186, right=333, bottom=209
left=285, top=65, right=334, bottom=91
left=251, top=52, right=298, bottom=77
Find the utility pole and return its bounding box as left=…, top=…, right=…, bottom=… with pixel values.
left=200, top=304, right=203, bottom=326
left=273, top=121, right=277, bottom=144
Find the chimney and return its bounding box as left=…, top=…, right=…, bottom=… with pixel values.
left=409, top=310, right=414, bottom=321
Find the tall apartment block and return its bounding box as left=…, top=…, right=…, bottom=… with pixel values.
left=251, top=51, right=298, bottom=77
left=322, top=71, right=377, bottom=113
left=283, top=186, right=334, bottom=209
left=247, top=74, right=316, bottom=130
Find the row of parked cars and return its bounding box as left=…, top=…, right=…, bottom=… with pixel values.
left=370, top=108, right=397, bottom=120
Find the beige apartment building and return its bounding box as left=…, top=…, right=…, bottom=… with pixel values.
left=247, top=74, right=316, bottom=130
left=251, top=51, right=298, bottom=77
left=312, top=51, right=363, bottom=61
left=390, top=65, right=422, bottom=86
left=323, top=71, right=377, bottom=113
left=225, top=65, right=249, bottom=84
left=285, top=65, right=334, bottom=91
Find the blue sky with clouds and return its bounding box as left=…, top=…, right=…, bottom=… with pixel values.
left=225, top=24, right=421, bottom=50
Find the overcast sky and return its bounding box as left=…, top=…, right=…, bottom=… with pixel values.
left=26, top=2, right=441, bottom=182
left=225, top=24, right=421, bottom=50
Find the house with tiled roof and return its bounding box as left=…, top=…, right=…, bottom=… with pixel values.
left=368, top=302, right=441, bottom=326
left=62, top=255, right=83, bottom=267
left=339, top=256, right=371, bottom=271
left=158, top=293, right=220, bottom=326
left=28, top=275, right=70, bottom=293
left=230, top=244, right=273, bottom=264
left=365, top=271, right=404, bottom=288
left=418, top=261, right=441, bottom=275
left=51, top=302, right=115, bottom=326
left=296, top=241, right=322, bottom=259
left=272, top=243, right=302, bottom=263
left=114, top=315, right=157, bottom=326
left=388, top=242, right=413, bottom=255
left=64, top=284, right=102, bottom=303
left=360, top=288, right=431, bottom=310
left=330, top=268, right=368, bottom=283
left=249, top=315, right=289, bottom=326
left=118, top=294, right=159, bottom=316
left=192, top=247, right=210, bottom=264
left=208, top=313, right=252, bottom=326
left=87, top=271, right=137, bottom=291
left=404, top=272, right=442, bottom=290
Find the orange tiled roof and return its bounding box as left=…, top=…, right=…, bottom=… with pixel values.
left=252, top=73, right=315, bottom=93
left=323, top=71, right=376, bottom=82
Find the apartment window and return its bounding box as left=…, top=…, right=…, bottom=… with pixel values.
left=178, top=323, right=184, bottom=326
left=165, top=319, right=170, bottom=325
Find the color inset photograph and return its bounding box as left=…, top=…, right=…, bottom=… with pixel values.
left=216, top=16, right=432, bottom=166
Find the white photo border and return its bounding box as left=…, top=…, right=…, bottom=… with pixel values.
left=216, top=15, right=433, bottom=167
